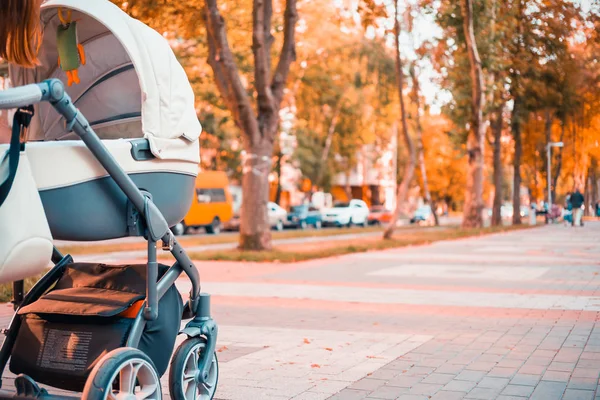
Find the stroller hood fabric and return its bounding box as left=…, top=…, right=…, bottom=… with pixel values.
left=9, top=0, right=201, bottom=163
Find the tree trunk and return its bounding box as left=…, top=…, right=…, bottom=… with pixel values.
left=345, top=167, right=352, bottom=200
left=239, top=138, right=275, bottom=249
left=204, top=0, right=297, bottom=250
left=551, top=119, right=566, bottom=202
left=544, top=110, right=553, bottom=203
left=590, top=157, right=598, bottom=211
left=410, top=65, right=438, bottom=226
left=461, top=0, right=485, bottom=229
left=315, top=105, right=340, bottom=187
left=511, top=96, right=522, bottom=225
left=383, top=0, right=417, bottom=240
left=491, top=106, right=503, bottom=226
left=275, top=150, right=282, bottom=205
left=585, top=166, right=593, bottom=216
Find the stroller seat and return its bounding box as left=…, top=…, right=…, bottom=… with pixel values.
left=6, top=1, right=203, bottom=241
left=0, top=139, right=197, bottom=241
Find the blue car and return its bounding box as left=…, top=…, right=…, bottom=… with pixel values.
left=286, top=205, right=323, bottom=229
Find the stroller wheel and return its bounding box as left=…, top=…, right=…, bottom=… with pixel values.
left=169, top=337, right=219, bottom=400
left=83, top=347, right=162, bottom=400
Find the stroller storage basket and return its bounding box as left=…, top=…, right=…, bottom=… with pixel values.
left=9, top=263, right=182, bottom=392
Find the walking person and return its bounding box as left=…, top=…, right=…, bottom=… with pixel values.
left=570, top=188, right=585, bottom=227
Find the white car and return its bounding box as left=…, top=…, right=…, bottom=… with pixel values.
left=268, top=202, right=288, bottom=231
left=410, top=205, right=435, bottom=226
left=322, top=199, right=370, bottom=227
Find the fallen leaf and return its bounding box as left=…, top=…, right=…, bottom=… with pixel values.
left=217, top=346, right=228, bottom=353
left=324, top=347, right=333, bottom=351
left=311, top=364, right=321, bottom=368
left=303, top=338, right=311, bottom=344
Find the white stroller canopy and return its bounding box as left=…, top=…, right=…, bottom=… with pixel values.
left=9, top=0, right=201, bottom=163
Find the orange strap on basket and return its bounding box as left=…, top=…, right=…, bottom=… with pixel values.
left=118, top=300, right=144, bottom=318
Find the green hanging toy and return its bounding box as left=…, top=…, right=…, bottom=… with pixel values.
left=56, top=8, right=86, bottom=86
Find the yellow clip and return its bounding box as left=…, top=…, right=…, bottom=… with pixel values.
left=58, top=7, right=72, bottom=26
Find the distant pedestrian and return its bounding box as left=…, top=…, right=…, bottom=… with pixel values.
left=570, top=189, right=585, bottom=227
left=563, top=193, right=573, bottom=226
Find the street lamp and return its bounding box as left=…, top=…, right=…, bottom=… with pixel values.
left=547, top=141, right=564, bottom=213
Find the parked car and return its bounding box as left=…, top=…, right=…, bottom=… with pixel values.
left=486, top=204, right=517, bottom=219
left=172, top=171, right=233, bottom=235
left=286, top=204, right=323, bottom=229
left=225, top=202, right=288, bottom=231
left=410, top=205, right=435, bottom=226
left=268, top=202, right=288, bottom=231
left=368, top=205, right=393, bottom=225
left=322, top=199, right=370, bottom=227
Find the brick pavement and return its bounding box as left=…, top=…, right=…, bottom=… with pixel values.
left=1, top=223, right=599, bottom=399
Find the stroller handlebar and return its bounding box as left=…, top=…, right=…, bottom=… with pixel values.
left=0, top=83, right=45, bottom=110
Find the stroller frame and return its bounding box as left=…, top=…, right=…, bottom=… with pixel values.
left=0, top=79, right=218, bottom=399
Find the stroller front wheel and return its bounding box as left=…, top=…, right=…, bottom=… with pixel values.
left=169, top=337, right=219, bottom=400
left=83, top=347, right=162, bottom=400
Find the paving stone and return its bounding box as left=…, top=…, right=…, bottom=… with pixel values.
left=562, top=389, right=595, bottom=400
left=435, top=363, right=465, bottom=375
left=395, top=395, right=430, bottom=400
left=366, top=385, right=408, bottom=399
left=517, top=364, right=547, bottom=375
left=430, top=391, right=469, bottom=400
left=542, top=370, right=572, bottom=382
left=386, top=376, right=423, bottom=388
left=407, top=383, right=443, bottom=396
left=571, top=368, right=600, bottom=379
left=501, top=384, right=535, bottom=397
left=509, top=373, right=541, bottom=386
left=348, top=378, right=385, bottom=391
left=476, top=376, right=510, bottom=390
left=421, top=373, right=455, bottom=385
left=455, top=370, right=486, bottom=382
left=487, top=367, right=517, bottom=378
left=464, top=387, right=502, bottom=399
left=567, top=377, right=598, bottom=391
left=442, top=379, right=476, bottom=392
left=464, top=362, right=496, bottom=372
left=328, top=389, right=370, bottom=399
left=529, top=381, right=567, bottom=400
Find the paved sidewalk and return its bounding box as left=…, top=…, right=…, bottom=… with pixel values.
left=1, top=222, right=599, bottom=399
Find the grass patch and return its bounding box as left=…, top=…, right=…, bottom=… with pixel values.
left=57, top=225, right=406, bottom=255
left=0, top=274, right=45, bottom=303
left=182, top=224, right=534, bottom=263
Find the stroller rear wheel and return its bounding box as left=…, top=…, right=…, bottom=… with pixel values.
left=83, top=347, right=162, bottom=400
left=169, top=337, right=219, bottom=400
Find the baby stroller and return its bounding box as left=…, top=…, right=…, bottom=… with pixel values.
left=0, top=1, right=218, bottom=399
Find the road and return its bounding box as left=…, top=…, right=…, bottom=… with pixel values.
left=3, top=220, right=593, bottom=399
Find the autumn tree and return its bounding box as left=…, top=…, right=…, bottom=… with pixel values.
left=459, top=0, right=485, bottom=228
left=384, top=0, right=417, bottom=239
left=117, top=0, right=294, bottom=249
left=433, top=0, right=496, bottom=225
left=198, top=0, right=298, bottom=249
